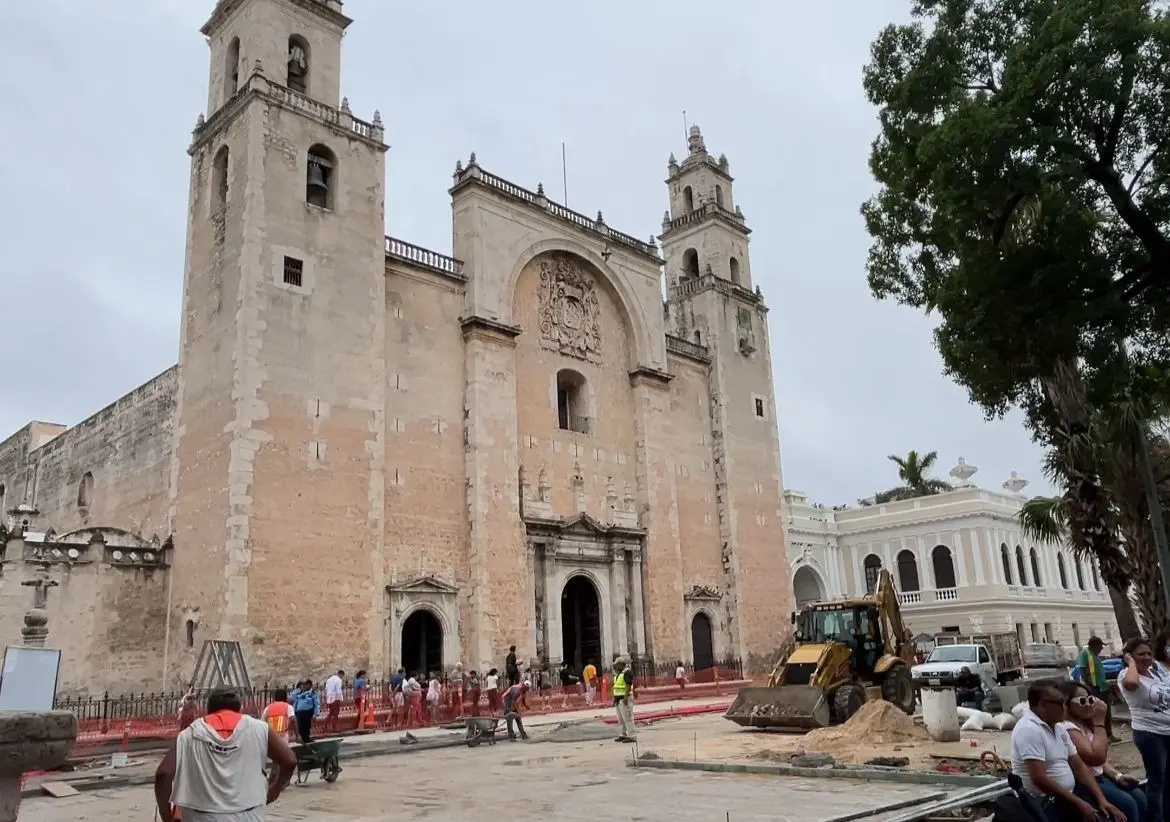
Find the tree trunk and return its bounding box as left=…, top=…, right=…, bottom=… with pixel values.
left=1107, top=583, right=1142, bottom=641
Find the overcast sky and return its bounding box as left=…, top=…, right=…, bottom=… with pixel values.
left=0, top=0, right=1050, bottom=506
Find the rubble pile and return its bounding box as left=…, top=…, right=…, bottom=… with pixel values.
left=804, top=700, right=929, bottom=752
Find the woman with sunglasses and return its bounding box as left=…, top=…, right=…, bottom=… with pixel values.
left=1122, top=636, right=1170, bottom=822
left=1059, top=680, right=1148, bottom=822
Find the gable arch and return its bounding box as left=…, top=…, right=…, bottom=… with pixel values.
left=504, top=237, right=655, bottom=368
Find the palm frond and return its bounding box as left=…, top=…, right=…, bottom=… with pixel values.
left=1018, top=496, right=1068, bottom=544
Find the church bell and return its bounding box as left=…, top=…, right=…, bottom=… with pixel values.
left=307, top=162, right=328, bottom=198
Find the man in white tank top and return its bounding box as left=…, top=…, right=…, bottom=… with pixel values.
left=155, top=688, right=296, bottom=822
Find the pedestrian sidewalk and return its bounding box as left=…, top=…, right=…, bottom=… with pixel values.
left=21, top=692, right=733, bottom=799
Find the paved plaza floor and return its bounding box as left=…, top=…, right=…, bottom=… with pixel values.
left=21, top=717, right=947, bottom=822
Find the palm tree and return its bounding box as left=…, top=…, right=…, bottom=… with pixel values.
left=1018, top=360, right=1162, bottom=639
left=873, top=450, right=951, bottom=502
left=1019, top=494, right=1142, bottom=641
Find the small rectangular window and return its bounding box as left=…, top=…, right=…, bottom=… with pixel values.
left=283, top=256, right=304, bottom=287
left=754, top=397, right=765, bottom=418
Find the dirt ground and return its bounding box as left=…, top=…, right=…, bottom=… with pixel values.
left=634, top=712, right=1146, bottom=779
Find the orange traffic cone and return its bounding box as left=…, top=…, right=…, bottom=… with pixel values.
left=120, top=719, right=131, bottom=752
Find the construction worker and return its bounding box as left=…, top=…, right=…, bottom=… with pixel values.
left=612, top=656, right=636, bottom=743
left=263, top=688, right=297, bottom=742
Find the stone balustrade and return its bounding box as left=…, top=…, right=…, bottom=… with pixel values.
left=385, top=237, right=464, bottom=279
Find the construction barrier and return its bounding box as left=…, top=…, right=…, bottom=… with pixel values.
left=66, top=668, right=752, bottom=760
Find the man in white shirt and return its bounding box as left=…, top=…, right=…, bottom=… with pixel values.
left=1010, top=680, right=1122, bottom=822
left=323, top=670, right=344, bottom=734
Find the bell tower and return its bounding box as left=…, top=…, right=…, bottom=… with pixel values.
left=660, top=125, right=791, bottom=665
left=166, top=0, right=390, bottom=684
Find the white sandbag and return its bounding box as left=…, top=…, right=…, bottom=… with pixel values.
left=991, top=712, right=1017, bottom=730
left=961, top=714, right=985, bottom=731
left=957, top=706, right=978, bottom=721
left=1011, top=701, right=1028, bottom=719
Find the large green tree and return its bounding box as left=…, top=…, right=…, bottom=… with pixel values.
left=862, top=0, right=1170, bottom=415
left=862, top=0, right=1170, bottom=635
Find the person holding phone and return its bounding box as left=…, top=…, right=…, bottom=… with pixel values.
left=1059, top=680, right=1147, bottom=822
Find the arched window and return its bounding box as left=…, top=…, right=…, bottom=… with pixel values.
left=1075, top=558, right=1086, bottom=590
left=1090, top=562, right=1100, bottom=591
left=212, top=145, right=229, bottom=212
left=77, top=471, right=94, bottom=509
left=693, top=330, right=701, bottom=345
left=932, top=545, right=957, bottom=589
left=185, top=619, right=196, bottom=648
left=556, top=369, right=589, bottom=434
left=683, top=185, right=694, bottom=213
left=896, top=549, right=920, bottom=592
left=287, top=35, right=310, bottom=94
left=1057, top=553, right=1069, bottom=589
left=682, top=248, right=699, bottom=280
left=224, top=37, right=240, bottom=99
left=1015, top=545, right=1028, bottom=586
left=729, top=257, right=741, bottom=285
left=1029, top=547, right=1043, bottom=588
left=1000, top=543, right=1013, bottom=585
left=715, top=185, right=724, bottom=208
left=0, top=483, right=5, bottom=518
left=863, top=554, right=882, bottom=594
left=306, top=144, right=336, bottom=209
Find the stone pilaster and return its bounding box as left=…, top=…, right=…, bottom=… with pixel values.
left=461, top=316, right=528, bottom=670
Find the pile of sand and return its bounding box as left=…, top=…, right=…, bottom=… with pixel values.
left=803, top=699, right=929, bottom=752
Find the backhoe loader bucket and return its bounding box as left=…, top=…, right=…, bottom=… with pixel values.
left=723, top=685, right=831, bottom=730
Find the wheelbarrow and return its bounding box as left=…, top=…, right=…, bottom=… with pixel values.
left=291, top=738, right=343, bottom=784
left=464, top=717, right=500, bottom=748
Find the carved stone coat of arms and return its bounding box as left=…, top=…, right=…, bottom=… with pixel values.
left=537, top=254, right=602, bottom=362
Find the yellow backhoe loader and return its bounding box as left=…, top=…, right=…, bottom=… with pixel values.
left=724, top=567, right=916, bottom=730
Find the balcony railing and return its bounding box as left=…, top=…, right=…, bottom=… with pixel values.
left=935, top=587, right=958, bottom=602
left=665, top=334, right=711, bottom=363
left=385, top=236, right=464, bottom=279
left=898, top=591, right=922, bottom=605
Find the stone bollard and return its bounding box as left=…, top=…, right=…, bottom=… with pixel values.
left=920, top=687, right=961, bottom=743
left=0, top=711, right=78, bottom=821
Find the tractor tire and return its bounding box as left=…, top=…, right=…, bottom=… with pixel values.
left=832, top=684, right=866, bottom=724
left=881, top=665, right=916, bottom=715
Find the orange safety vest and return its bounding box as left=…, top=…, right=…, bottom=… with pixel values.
left=263, top=702, right=290, bottom=733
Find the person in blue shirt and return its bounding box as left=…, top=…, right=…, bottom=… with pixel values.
left=290, top=679, right=320, bottom=743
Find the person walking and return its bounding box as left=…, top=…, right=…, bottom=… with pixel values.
left=155, top=687, right=296, bottom=822
left=262, top=689, right=297, bottom=744
left=505, top=645, right=520, bottom=687
left=1120, top=637, right=1170, bottom=822
left=484, top=668, right=501, bottom=713
left=1077, top=637, right=1118, bottom=742
left=291, top=680, right=320, bottom=744
left=612, top=656, right=636, bottom=743
left=582, top=660, right=598, bottom=705
left=352, top=670, right=368, bottom=728
left=323, top=670, right=344, bottom=734
left=501, top=680, right=531, bottom=741
left=449, top=663, right=465, bottom=717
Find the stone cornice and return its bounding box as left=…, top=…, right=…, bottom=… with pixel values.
left=460, top=315, right=522, bottom=345
left=628, top=366, right=674, bottom=387
left=201, top=0, right=352, bottom=37
left=191, top=73, right=384, bottom=155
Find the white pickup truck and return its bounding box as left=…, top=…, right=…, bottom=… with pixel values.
left=910, top=643, right=1000, bottom=695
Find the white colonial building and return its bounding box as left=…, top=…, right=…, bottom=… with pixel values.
left=785, top=458, right=1120, bottom=653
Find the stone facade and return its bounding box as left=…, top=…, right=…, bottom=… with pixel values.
left=0, top=0, right=792, bottom=692
left=785, top=459, right=1120, bottom=655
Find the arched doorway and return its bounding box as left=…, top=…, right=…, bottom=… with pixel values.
left=792, top=566, right=825, bottom=607
left=401, top=609, right=443, bottom=677
left=561, top=575, right=602, bottom=672
left=691, top=612, right=715, bottom=672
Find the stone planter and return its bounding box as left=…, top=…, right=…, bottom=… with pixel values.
left=0, top=711, right=78, bottom=821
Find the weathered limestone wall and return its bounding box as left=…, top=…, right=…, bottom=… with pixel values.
left=383, top=263, right=467, bottom=666
left=0, top=532, right=170, bottom=695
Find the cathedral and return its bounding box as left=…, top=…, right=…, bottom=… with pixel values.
left=0, top=0, right=792, bottom=693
